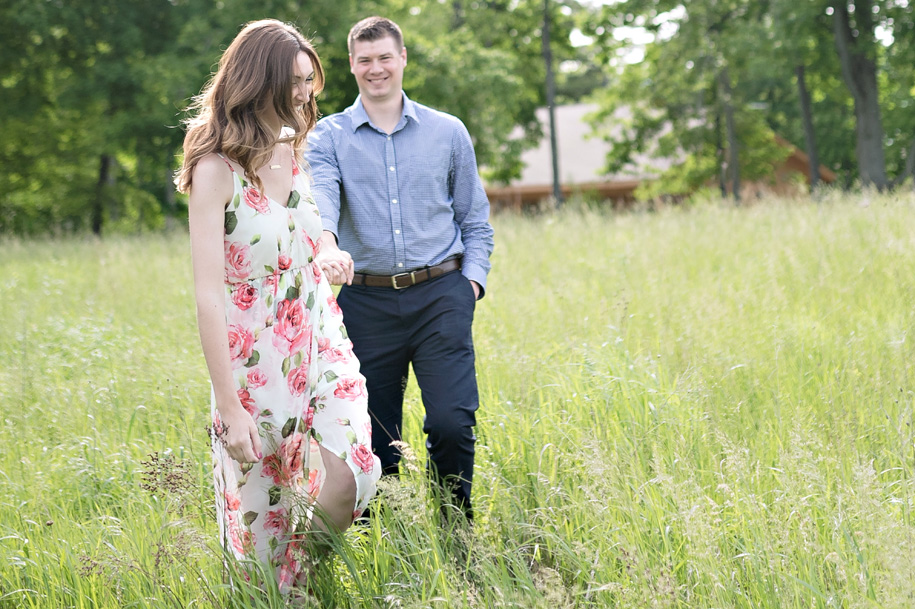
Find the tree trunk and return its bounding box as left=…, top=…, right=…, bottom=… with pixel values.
left=795, top=65, right=821, bottom=192
left=92, top=154, right=113, bottom=235
left=890, top=139, right=915, bottom=189
left=542, top=0, right=562, bottom=206
left=452, top=1, right=464, bottom=29
left=832, top=1, right=887, bottom=189
left=719, top=67, right=740, bottom=204
left=715, top=111, right=727, bottom=198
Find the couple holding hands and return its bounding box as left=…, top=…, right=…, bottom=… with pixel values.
left=176, top=15, right=493, bottom=592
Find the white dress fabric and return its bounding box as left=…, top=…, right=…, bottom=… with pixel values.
left=210, top=152, right=379, bottom=591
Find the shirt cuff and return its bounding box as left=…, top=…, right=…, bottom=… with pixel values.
left=462, top=265, right=488, bottom=299
left=320, top=214, right=339, bottom=238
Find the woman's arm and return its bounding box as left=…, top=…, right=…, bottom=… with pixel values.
left=188, top=155, right=262, bottom=464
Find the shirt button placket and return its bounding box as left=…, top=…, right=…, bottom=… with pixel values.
left=386, top=132, right=406, bottom=272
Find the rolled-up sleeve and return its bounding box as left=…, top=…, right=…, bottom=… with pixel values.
left=451, top=122, right=494, bottom=297
left=306, top=119, right=342, bottom=237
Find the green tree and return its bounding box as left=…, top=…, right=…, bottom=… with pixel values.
left=1, top=0, right=587, bottom=235
left=0, top=0, right=198, bottom=234
left=586, top=0, right=787, bottom=201
left=360, top=0, right=584, bottom=183
left=879, top=0, right=915, bottom=187
left=831, top=0, right=887, bottom=188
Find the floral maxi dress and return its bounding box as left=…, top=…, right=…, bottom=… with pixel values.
left=210, top=153, right=379, bottom=591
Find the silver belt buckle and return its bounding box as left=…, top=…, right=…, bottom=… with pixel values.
left=391, top=271, right=416, bottom=289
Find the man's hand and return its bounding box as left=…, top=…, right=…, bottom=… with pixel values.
left=470, top=279, right=480, bottom=300
left=316, top=230, right=354, bottom=285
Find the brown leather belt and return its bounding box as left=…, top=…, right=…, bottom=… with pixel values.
left=351, top=258, right=461, bottom=289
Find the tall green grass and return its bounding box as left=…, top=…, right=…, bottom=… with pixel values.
left=1, top=191, right=913, bottom=607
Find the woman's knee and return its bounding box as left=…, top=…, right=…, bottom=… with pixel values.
left=315, top=445, right=357, bottom=532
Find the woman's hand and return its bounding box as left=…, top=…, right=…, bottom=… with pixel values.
left=315, top=230, right=354, bottom=285
left=217, top=404, right=263, bottom=464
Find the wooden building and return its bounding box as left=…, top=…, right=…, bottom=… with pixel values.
left=485, top=103, right=836, bottom=210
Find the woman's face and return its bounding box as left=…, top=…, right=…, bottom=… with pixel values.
left=290, top=51, right=315, bottom=110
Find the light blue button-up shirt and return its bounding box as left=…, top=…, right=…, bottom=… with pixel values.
left=306, top=93, right=494, bottom=294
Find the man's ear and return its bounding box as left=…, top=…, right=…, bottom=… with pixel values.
left=402, top=47, right=408, bottom=65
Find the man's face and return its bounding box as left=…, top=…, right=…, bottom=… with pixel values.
left=349, top=35, right=407, bottom=104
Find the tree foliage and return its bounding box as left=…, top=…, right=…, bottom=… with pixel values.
left=586, top=0, right=915, bottom=196
left=586, top=1, right=787, bottom=198
left=5, top=0, right=911, bottom=231
left=0, top=0, right=582, bottom=235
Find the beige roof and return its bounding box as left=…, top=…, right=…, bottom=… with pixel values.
left=507, top=103, right=675, bottom=187
left=486, top=104, right=832, bottom=204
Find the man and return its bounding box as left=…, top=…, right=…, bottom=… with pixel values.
left=306, top=16, right=494, bottom=518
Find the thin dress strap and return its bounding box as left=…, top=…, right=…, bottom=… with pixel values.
left=215, top=153, right=235, bottom=172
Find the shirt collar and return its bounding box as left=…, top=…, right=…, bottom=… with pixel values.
left=348, top=92, right=420, bottom=133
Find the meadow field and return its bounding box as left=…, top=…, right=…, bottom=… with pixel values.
left=1, top=192, right=914, bottom=608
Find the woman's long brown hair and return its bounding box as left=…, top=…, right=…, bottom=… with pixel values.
left=176, top=19, right=325, bottom=196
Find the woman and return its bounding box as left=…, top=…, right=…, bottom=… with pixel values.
left=176, top=19, right=379, bottom=591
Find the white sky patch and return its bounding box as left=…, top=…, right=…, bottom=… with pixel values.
left=875, top=24, right=894, bottom=46
left=559, top=59, right=582, bottom=73
left=613, top=25, right=654, bottom=45
left=654, top=6, right=685, bottom=41
left=603, top=5, right=683, bottom=65
left=571, top=28, right=593, bottom=47
left=578, top=0, right=898, bottom=55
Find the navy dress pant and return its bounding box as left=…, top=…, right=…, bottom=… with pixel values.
left=336, top=269, right=478, bottom=515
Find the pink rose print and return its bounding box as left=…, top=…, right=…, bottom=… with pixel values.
left=305, top=463, right=324, bottom=497
left=263, top=272, right=279, bottom=296
left=231, top=283, right=258, bottom=311
left=261, top=433, right=305, bottom=486
left=292, top=160, right=300, bottom=177
left=317, top=337, right=331, bottom=353
left=262, top=508, right=288, bottom=536
left=226, top=511, right=247, bottom=554
left=287, top=364, right=309, bottom=396
left=278, top=253, right=292, bottom=271
left=351, top=443, right=375, bottom=474
left=260, top=455, right=281, bottom=485
left=225, top=242, right=252, bottom=281
left=246, top=368, right=268, bottom=389
left=237, top=388, right=257, bottom=417
left=303, top=231, right=318, bottom=254
left=326, top=295, right=343, bottom=316
left=227, top=324, right=254, bottom=367
left=334, top=377, right=366, bottom=401
left=278, top=536, right=307, bottom=589
left=243, top=185, right=271, bottom=214
left=272, top=298, right=312, bottom=356
left=224, top=489, right=241, bottom=512
left=303, top=405, right=315, bottom=430
left=230, top=524, right=253, bottom=555
left=322, top=347, right=350, bottom=363
left=311, top=261, right=323, bottom=284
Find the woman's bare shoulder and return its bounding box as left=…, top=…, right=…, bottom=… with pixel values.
left=190, top=153, right=235, bottom=206
left=193, top=153, right=234, bottom=182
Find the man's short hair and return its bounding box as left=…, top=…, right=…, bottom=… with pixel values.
left=348, top=16, right=404, bottom=55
